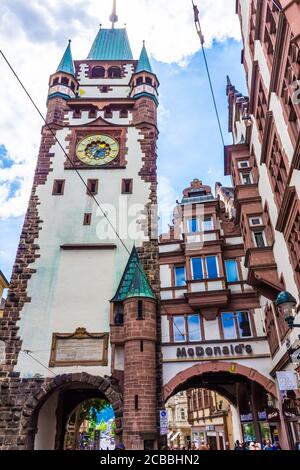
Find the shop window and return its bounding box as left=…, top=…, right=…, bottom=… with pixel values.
left=91, top=66, right=105, bottom=78
left=87, top=179, right=98, bottom=196
left=191, top=258, right=204, bottom=280
left=187, top=315, right=201, bottom=342
left=52, top=179, right=65, bottom=195
left=225, top=259, right=239, bottom=282
left=174, top=266, right=186, bottom=287
left=173, top=316, right=186, bottom=342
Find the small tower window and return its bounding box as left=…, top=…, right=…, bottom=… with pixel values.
left=136, top=77, right=143, bottom=86
left=83, top=213, right=92, bottom=225
left=134, top=395, right=139, bottom=410
left=114, top=304, right=124, bottom=326
left=52, top=77, right=59, bottom=86
left=52, top=180, right=65, bottom=195
left=61, top=77, right=69, bottom=86
left=70, top=81, right=75, bottom=91
left=91, top=66, right=105, bottom=78
left=87, top=179, right=99, bottom=196
left=140, top=340, right=144, bottom=352
left=108, top=67, right=122, bottom=78
left=137, top=300, right=144, bottom=320
left=120, top=109, right=128, bottom=118
left=145, top=77, right=152, bottom=86
left=122, top=179, right=133, bottom=194
left=100, top=86, right=109, bottom=93
left=104, top=109, right=113, bottom=118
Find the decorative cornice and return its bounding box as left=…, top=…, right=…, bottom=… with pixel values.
left=275, top=186, right=297, bottom=232
left=291, top=133, right=300, bottom=170
left=260, top=111, right=274, bottom=164
left=269, top=12, right=289, bottom=95
left=60, top=244, right=117, bottom=250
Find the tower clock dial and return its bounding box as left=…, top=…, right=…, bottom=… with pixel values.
left=76, top=134, right=119, bottom=166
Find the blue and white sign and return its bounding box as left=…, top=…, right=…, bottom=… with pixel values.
left=160, top=410, right=168, bottom=436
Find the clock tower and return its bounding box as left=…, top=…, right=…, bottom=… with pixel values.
left=0, top=3, right=161, bottom=450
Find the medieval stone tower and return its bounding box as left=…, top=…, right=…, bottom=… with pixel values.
left=0, top=3, right=161, bottom=451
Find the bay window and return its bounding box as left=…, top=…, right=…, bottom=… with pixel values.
left=191, top=258, right=204, bottom=280
left=206, top=256, right=218, bottom=279
left=225, top=259, right=239, bottom=282
left=174, top=266, right=186, bottom=286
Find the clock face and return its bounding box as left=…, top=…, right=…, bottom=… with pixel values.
left=76, top=135, right=119, bottom=166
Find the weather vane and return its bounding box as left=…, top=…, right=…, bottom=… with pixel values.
left=109, top=0, right=118, bottom=29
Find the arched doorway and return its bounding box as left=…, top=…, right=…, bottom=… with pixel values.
left=164, top=362, right=279, bottom=449
left=20, top=373, right=122, bottom=450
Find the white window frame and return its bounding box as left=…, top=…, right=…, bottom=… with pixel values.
left=252, top=230, right=267, bottom=248
left=238, top=160, right=250, bottom=169
left=204, top=255, right=220, bottom=279
left=190, top=257, right=204, bottom=281
left=240, top=172, right=253, bottom=185
left=249, top=216, right=263, bottom=226
left=202, top=215, right=213, bottom=231
left=187, top=217, right=200, bottom=233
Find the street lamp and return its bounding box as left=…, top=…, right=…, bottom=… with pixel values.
left=275, top=291, right=300, bottom=329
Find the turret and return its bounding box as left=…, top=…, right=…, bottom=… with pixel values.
left=130, top=42, right=159, bottom=106
left=48, top=40, right=78, bottom=102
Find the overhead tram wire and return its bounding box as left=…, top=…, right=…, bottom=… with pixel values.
left=191, top=0, right=225, bottom=147
left=0, top=51, right=188, bottom=344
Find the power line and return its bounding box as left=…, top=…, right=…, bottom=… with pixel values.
left=191, top=1, right=225, bottom=147
left=0, top=337, right=56, bottom=377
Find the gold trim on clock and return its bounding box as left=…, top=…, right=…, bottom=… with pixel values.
left=76, top=134, right=119, bottom=166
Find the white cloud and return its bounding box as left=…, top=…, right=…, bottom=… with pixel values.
left=0, top=0, right=240, bottom=218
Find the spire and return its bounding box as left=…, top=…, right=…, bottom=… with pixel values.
left=87, top=28, right=133, bottom=61
left=109, top=0, right=118, bottom=29
left=136, top=41, right=153, bottom=74
left=56, top=40, right=75, bottom=76
left=111, top=247, right=155, bottom=302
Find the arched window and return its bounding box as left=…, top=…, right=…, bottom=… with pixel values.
left=108, top=67, right=122, bottom=78
left=61, top=77, right=69, bottom=86
left=145, top=77, right=152, bottom=86
left=91, top=66, right=105, bottom=78
left=136, top=77, right=143, bottom=86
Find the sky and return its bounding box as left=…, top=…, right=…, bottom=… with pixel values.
left=0, top=0, right=248, bottom=281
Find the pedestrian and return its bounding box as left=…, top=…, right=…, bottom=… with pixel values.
left=234, top=440, right=243, bottom=450
left=115, top=442, right=125, bottom=450
left=272, top=441, right=281, bottom=450
left=243, top=441, right=250, bottom=450
left=263, top=439, right=273, bottom=450
left=254, top=441, right=261, bottom=450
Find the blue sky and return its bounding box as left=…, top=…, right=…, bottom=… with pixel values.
left=0, top=1, right=247, bottom=283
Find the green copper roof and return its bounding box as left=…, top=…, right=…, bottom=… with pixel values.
left=136, top=42, right=153, bottom=73
left=57, top=40, right=75, bottom=76
left=111, top=247, right=155, bottom=302
left=87, top=28, right=133, bottom=61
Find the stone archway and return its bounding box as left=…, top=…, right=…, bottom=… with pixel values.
left=21, top=372, right=123, bottom=450
left=164, top=361, right=278, bottom=401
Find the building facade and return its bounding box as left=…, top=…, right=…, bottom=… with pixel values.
left=223, top=0, right=300, bottom=449
left=166, top=391, right=191, bottom=448
left=0, top=270, right=8, bottom=319
left=0, top=7, right=161, bottom=450
left=159, top=178, right=282, bottom=446
left=187, top=388, right=235, bottom=450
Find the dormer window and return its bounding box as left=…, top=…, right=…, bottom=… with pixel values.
left=92, top=66, right=105, bottom=78
left=108, top=67, right=122, bottom=78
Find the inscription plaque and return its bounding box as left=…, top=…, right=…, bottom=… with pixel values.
left=49, top=328, right=109, bottom=367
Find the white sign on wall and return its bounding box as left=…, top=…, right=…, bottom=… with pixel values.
left=276, top=371, right=298, bottom=391
left=160, top=410, right=168, bottom=436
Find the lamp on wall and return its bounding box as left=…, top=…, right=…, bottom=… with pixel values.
left=275, top=291, right=300, bottom=329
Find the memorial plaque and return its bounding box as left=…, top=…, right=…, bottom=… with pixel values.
left=49, top=328, right=108, bottom=367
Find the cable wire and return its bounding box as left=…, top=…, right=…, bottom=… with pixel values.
left=191, top=1, right=225, bottom=147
